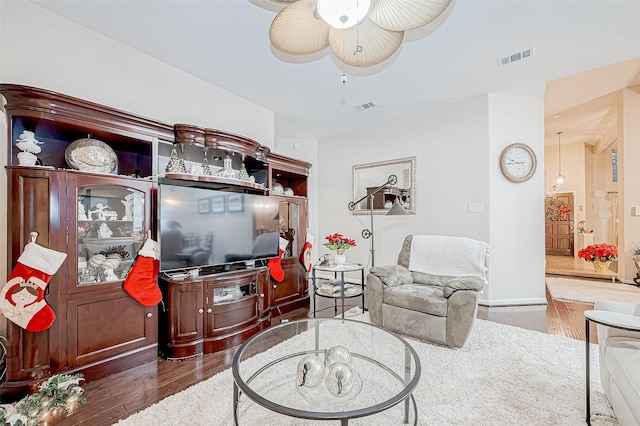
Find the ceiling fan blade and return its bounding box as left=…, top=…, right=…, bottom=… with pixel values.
left=269, top=0, right=330, bottom=55
left=368, top=0, right=453, bottom=31
left=329, top=20, right=403, bottom=67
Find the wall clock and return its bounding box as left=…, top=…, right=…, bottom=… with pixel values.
left=499, top=143, right=537, bottom=183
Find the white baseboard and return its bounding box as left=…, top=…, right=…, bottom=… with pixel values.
left=479, top=297, right=547, bottom=307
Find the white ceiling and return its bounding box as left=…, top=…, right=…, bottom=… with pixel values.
left=32, top=0, right=640, bottom=145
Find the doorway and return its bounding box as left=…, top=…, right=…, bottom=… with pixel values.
left=545, top=192, right=574, bottom=256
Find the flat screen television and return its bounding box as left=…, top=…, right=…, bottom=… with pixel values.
left=158, top=182, right=280, bottom=272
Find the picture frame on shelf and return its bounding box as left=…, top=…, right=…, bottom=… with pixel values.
left=211, top=195, right=226, bottom=214
left=197, top=198, right=210, bottom=214
left=227, top=193, right=244, bottom=213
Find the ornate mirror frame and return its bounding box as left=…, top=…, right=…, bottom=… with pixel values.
left=352, top=156, right=416, bottom=215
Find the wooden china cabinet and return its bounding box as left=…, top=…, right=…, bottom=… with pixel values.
left=0, top=84, right=311, bottom=395
left=0, top=84, right=171, bottom=399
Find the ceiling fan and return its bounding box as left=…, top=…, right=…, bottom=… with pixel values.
left=267, top=0, right=453, bottom=68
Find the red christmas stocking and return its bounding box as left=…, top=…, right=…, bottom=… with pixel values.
left=299, top=231, right=314, bottom=273
left=123, top=237, right=162, bottom=306
left=0, top=232, right=67, bottom=332
left=268, top=237, right=289, bottom=282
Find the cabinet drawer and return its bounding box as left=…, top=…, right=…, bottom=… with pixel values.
left=209, top=295, right=258, bottom=335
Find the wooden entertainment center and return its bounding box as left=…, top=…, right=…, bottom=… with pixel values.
left=0, top=84, right=311, bottom=399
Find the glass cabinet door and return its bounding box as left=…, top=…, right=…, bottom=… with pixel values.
left=77, top=185, right=145, bottom=286
left=279, top=201, right=299, bottom=258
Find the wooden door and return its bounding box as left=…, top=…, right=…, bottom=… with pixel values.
left=545, top=193, right=574, bottom=256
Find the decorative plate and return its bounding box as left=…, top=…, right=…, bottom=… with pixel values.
left=65, top=137, right=118, bottom=174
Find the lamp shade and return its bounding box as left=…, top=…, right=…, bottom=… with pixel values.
left=387, top=199, right=409, bottom=215
left=266, top=0, right=452, bottom=68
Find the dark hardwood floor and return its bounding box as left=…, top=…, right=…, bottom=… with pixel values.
left=50, top=282, right=597, bottom=426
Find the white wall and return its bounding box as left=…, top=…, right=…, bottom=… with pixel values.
left=488, top=94, right=546, bottom=305
left=620, top=88, right=640, bottom=283
left=0, top=1, right=275, bottom=146
left=317, top=94, right=546, bottom=305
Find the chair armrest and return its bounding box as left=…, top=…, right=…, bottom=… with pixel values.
left=368, top=265, right=413, bottom=287
left=443, top=276, right=486, bottom=297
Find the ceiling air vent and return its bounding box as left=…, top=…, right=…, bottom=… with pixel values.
left=497, top=46, right=535, bottom=67
left=354, top=102, right=377, bottom=112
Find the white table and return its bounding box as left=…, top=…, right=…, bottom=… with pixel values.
left=583, top=310, right=640, bottom=425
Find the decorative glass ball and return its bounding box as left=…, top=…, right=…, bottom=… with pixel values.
left=296, top=355, right=325, bottom=388
left=325, top=362, right=354, bottom=397
left=325, top=345, right=352, bottom=367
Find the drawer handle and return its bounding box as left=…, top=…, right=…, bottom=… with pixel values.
left=207, top=308, right=212, bottom=313
left=260, top=293, right=265, bottom=298
left=272, top=285, right=276, bottom=289
left=146, top=312, right=153, bottom=318
left=198, top=308, right=204, bottom=314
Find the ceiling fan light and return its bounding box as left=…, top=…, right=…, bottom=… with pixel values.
left=317, top=0, right=371, bottom=29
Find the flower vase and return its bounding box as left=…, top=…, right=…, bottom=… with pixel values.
left=332, top=250, right=347, bottom=266
left=592, top=260, right=611, bottom=272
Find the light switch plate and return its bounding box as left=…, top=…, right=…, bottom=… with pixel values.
left=468, top=202, right=484, bottom=213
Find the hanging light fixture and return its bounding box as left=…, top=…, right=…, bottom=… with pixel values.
left=267, top=0, right=453, bottom=69
left=554, top=131, right=565, bottom=185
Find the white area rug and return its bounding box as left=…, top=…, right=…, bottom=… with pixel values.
left=546, top=277, right=640, bottom=304
left=115, top=309, right=617, bottom=425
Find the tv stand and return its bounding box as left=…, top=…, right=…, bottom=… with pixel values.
left=159, top=266, right=271, bottom=359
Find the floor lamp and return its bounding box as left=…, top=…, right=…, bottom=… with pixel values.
left=348, top=174, right=408, bottom=267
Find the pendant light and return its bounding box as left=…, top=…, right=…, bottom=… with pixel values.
left=554, top=131, right=565, bottom=185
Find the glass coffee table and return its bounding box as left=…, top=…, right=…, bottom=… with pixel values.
left=232, top=318, right=421, bottom=425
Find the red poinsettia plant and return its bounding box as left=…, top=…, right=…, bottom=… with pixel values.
left=323, top=233, right=356, bottom=253
left=577, top=243, right=618, bottom=263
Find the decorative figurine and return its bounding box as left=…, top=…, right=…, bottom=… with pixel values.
left=238, top=163, right=250, bottom=181
left=97, top=223, right=113, bottom=239
left=201, top=148, right=212, bottom=176
left=121, top=194, right=134, bottom=221
left=165, top=145, right=187, bottom=174
left=15, top=130, right=43, bottom=166
left=217, top=155, right=236, bottom=179
left=78, top=202, right=89, bottom=221
left=90, top=203, right=116, bottom=221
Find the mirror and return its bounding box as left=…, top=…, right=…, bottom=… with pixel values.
left=352, top=156, right=416, bottom=215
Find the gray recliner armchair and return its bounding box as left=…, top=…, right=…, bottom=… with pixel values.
left=366, top=234, right=489, bottom=348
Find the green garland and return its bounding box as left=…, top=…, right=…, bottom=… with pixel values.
left=0, top=374, right=86, bottom=426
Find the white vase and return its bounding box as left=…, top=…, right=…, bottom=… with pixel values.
left=332, top=252, right=347, bottom=266
left=17, top=151, right=37, bottom=166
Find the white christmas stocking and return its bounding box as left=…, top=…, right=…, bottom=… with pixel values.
left=299, top=231, right=314, bottom=273
left=0, top=232, right=67, bottom=332
left=123, top=237, right=162, bottom=307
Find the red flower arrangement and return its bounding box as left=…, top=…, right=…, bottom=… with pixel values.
left=577, top=243, right=618, bottom=263
left=323, top=233, right=356, bottom=253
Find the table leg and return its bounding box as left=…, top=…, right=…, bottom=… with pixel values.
left=585, top=317, right=591, bottom=425
left=361, top=268, right=365, bottom=312
left=404, top=347, right=411, bottom=424
left=341, top=272, right=345, bottom=319
left=312, top=269, right=317, bottom=318
left=233, top=381, right=240, bottom=426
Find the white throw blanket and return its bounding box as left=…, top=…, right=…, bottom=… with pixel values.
left=408, top=235, right=489, bottom=280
